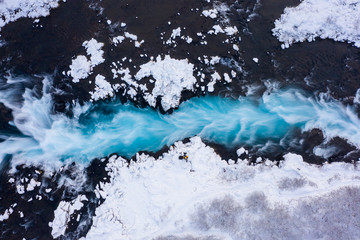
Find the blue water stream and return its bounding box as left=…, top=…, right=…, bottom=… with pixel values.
left=0, top=80, right=359, bottom=166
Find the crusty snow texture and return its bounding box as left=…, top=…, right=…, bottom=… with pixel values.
left=83, top=137, right=360, bottom=240
left=0, top=0, right=61, bottom=31
left=90, top=74, right=114, bottom=101
left=68, top=39, right=105, bottom=83
left=273, top=0, right=360, bottom=48
left=50, top=195, right=88, bottom=239
left=135, top=55, right=197, bottom=111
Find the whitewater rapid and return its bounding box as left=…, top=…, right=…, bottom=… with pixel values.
left=0, top=77, right=359, bottom=168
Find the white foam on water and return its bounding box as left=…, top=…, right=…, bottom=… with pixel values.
left=0, top=77, right=359, bottom=171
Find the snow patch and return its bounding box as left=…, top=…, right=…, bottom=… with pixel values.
left=90, top=74, right=114, bottom=101
left=202, top=9, right=218, bottom=19
left=212, top=25, right=224, bottom=34
left=236, top=147, right=246, bottom=156
left=166, top=27, right=182, bottom=45
left=124, top=32, right=138, bottom=41
left=112, top=32, right=144, bottom=48
left=67, top=39, right=105, bottom=83
left=82, top=39, right=105, bottom=66
left=112, top=36, right=125, bottom=46
left=224, top=26, right=238, bottom=36
left=273, top=0, right=360, bottom=48
left=207, top=71, right=221, bottom=92
left=50, top=195, right=88, bottom=239
left=0, top=0, right=62, bottom=32
left=26, top=178, right=41, bottom=191
left=67, top=56, right=91, bottom=83
left=0, top=204, right=15, bottom=222
left=135, top=55, right=196, bottom=111
left=354, top=89, right=360, bottom=104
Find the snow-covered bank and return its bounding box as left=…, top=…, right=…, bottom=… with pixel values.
left=81, top=137, right=360, bottom=240
left=273, top=0, right=360, bottom=48
left=0, top=0, right=63, bottom=32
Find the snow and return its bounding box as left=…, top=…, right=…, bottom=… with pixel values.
left=208, top=71, right=221, bottom=92
left=236, top=147, right=246, bottom=156
left=223, top=73, right=231, bottom=83
left=273, top=0, right=360, bottom=48
left=185, top=36, right=193, bottom=44
left=113, top=32, right=143, bottom=48
left=50, top=195, right=88, bottom=239
left=212, top=25, right=224, bottom=34
left=166, top=27, right=182, bottom=45
left=0, top=207, right=13, bottom=221
left=16, top=184, right=25, bottom=194
left=85, top=137, right=360, bottom=239
left=112, top=66, right=134, bottom=86
left=111, top=55, right=197, bottom=110
left=0, top=0, right=62, bottom=32
left=135, top=55, right=197, bottom=111
left=26, top=178, right=41, bottom=191
left=67, top=39, right=105, bottom=83
left=209, top=56, right=220, bottom=65
left=171, top=27, right=181, bottom=39
left=134, top=40, right=144, bottom=48
left=112, top=36, right=125, bottom=46
left=0, top=204, right=17, bottom=222
left=231, top=70, right=236, bottom=78
left=224, top=26, right=238, bottom=36
left=67, top=56, right=91, bottom=83
left=202, top=9, right=218, bottom=19
left=354, top=89, right=360, bottom=104
left=82, top=39, right=105, bottom=66
left=124, top=32, right=138, bottom=41
left=90, top=74, right=114, bottom=101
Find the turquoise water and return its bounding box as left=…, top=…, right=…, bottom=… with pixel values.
left=0, top=80, right=360, bottom=166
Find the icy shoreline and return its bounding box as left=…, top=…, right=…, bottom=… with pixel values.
left=46, top=137, right=360, bottom=240
left=2, top=136, right=359, bottom=240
